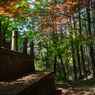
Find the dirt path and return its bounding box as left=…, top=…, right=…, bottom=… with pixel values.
left=55, top=78, right=95, bottom=95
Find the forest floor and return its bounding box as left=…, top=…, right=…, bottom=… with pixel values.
left=55, top=74, right=95, bottom=95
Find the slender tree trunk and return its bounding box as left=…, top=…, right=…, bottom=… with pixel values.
left=52, top=30, right=57, bottom=75
left=79, top=11, right=87, bottom=77
left=65, top=26, right=69, bottom=79
left=73, top=14, right=82, bottom=79
left=0, top=21, right=1, bottom=48
left=54, top=55, right=57, bottom=75
left=92, top=0, right=95, bottom=58
left=71, top=42, right=77, bottom=81
left=92, top=0, right=95, bottom=34
left=80, top=45, right=87, bottom=77
left=58, top=62, right=62, bottom=76
left=56, top=28, right=67, bottom=80
left=84, top=16, right=90, bottom=70
left=69, top=16, right=77, bottom=81
left=41, top=50, right=45, bottom=70
left=65, top=44, right=69, bottom=79
left=87, top=44, right=90, bottom=70
left=45, top=42, right=49, bottom=69
left=66, top=52, right=69, bottom=79
left=59, top=54, right=66, bottom=80
left=87, top=1, right=95, bottom=77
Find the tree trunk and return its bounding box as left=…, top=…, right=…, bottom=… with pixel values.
left=70, top=16, right=77, bottom=81
left=79, top=11, right=87, bottom=77
left=71, top=43, right=77, bottom=81
left=87, top=1, right=95, bottom=77
left=66, top=46, right=69, bottom=79
left=41, top=50, right=45, bottom=70
left=58, top=62, right=62, bottom=76
left=84, top=15, right=90, bottom=70
left=45, top=42, right=49, bottom=69
left=73, top=14, right=82, bottom=79
left=54, top=55, right=57, bottom=75
left=59, top=54, right=66, bottom=80
left=0, top=21, right=1, bottom=47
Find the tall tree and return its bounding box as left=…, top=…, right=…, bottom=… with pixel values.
left=87, top=0, right=95, bottom=77
left=73, top=14, right=82, bottom=79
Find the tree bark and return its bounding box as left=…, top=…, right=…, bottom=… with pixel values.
left=0, top=21, right=1, bottom=48
left=79, top=11, right=87, bottom=77
left=84, top=15, right=90, bottom=70
left=41, top=49, right=45, bottom=70
left=73, top=14, right=82, bottom=79
left=59, top=54, right=66, bottom=80
left=65, top=36, right=69, bottom=79
left=87, top=0, right=95, bottom=77
left=54, top=55, right=57, bottom=75
left=70, top=16, right=77, bottom=81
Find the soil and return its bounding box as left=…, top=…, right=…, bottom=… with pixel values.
left=55, top=75, right=95, bottom=95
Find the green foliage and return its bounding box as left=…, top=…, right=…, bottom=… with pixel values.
left=1, top=0, right=95, bottom=82
left=13, top=0, right=28, bottom=9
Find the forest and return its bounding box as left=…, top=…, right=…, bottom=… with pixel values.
left=1, top=0, right=95, bottom=92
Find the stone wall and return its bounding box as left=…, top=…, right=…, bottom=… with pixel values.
left=0, top=48, right=35, bottom=81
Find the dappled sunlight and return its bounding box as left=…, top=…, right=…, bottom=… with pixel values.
left=56, top=78, right=95, bottom=95
left=0, top=71, right=54, bottom=94
left=0, top=0, right=95, bottom=94
left=0, top=71, right=52, bottom=85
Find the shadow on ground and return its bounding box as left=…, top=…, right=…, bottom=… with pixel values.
left=55, top=78, right=95, bottom=95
